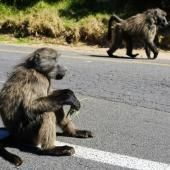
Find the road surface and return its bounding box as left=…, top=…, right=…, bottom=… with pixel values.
left=0, top=44, right=170, bottom=170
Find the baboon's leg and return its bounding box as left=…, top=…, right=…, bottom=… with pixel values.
left=144, top=44, right=151, bottom=59
left=107, top=27, right=123, bottom=57
left=37, top=112, right=75, bottom=156
left=56, top=108, right=93, bottom=138
left=146, top=41, right=158, bottom=59
left=125, top=37, right=139, bottom=58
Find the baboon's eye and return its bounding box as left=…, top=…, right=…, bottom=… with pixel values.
left=35, top=53, right=40, bottom=57
left=52, top=57, right=58, bottom=62
left=34, top=53, right=40, bottom=63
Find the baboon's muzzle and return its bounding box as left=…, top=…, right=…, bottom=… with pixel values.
left=159, top=18, right=168, bottom=27
left=55, top=73, right=65, bottom=80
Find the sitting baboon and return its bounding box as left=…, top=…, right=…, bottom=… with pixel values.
left=0, top=47, right=93, bottom=166
left=107, top=8, right=168, bottom=59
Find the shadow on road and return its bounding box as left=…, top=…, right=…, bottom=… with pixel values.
left=0, top=127, right=9, bottom=139
left=0, top=127, right=40, bottom=156
left=88, top=54, right=148, bottom=60
left=0, top=127, right=74, bottom=158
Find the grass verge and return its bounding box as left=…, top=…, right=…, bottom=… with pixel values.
left=0, top=1, right=111, bottom=46
left=0, top=1, right=169, bottom=49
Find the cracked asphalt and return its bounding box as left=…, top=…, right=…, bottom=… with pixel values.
left=0, top=44, right=170, bottom=169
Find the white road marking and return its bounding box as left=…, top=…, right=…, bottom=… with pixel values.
left=86, top=60, right=93, bottom=63
left=0, top=48, right=170, bottom=169
left=1, top=130, right=168, bottom=170
left=0, top=81, right=169, bottom=169
left=56, top=141, right=170, bottom=170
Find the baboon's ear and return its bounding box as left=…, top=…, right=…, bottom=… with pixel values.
left=154, top=9, right=158, bottom=16
left=26, top=52, right=40, bottom=67
left=34, top=52, right=40, bottom=62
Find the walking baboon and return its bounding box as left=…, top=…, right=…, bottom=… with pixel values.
left=107, top=8, right=168, bottom=59
left=109, top=13, right=170, bottom=57
left=0, top=47, right=93, bottom=166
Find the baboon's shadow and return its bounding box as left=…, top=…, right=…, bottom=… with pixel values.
left=0, top=127, right=49, bottom=156
left=88, top=54, right=147, bottom=60
left=0, top=127, right=36, bottom=154
left=56, top=132, right=85, bottom=138
left=0, top=127, right=9, bottom=139
left=0, top=127, right=76, bottom=157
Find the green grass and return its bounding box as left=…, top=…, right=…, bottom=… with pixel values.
left=0, top=1, right=168, bottom=48
left=0, top=1, right=120, bottom=46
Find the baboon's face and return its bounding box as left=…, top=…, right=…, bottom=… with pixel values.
left=155, top=9, right=168, bottom=27
left=48, top=63, right=67, bottom=80
left=26, top=48, right=67, bottom=80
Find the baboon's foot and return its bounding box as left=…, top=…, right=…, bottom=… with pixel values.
left=147, top=56, right=153, bottom=60
left=41, top=146, right=75, bottom=156
left=74, top=130, right=93, bottom=138
left=69, top=130, right=93, bottom=138
left=147, top=56, right=151, bottom=59
left=152, top=53, right=158, bottom=59
left=60, top=130, right=94, bottom=138
left=8, top=154, right=23, bottom=166
left=107, top=50, right=114, bottom=57
left=127, top=53, right=139, bottom=58
left=148, top=53, right=158, bottom=60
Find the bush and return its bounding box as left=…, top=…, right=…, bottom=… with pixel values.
left=64, top=24, right=80, bottom=44
left=79, top=16, right=107, bottom=45
left=0, top=9, right=65, bottom=38
left=0, top=18, right=17, bottom=34
left=26, top=9, right=64, bottom=37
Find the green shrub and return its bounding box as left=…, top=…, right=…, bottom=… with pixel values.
left=0, top=9, right=65, bottom=38
left=79, top=16, right=107, bottom=45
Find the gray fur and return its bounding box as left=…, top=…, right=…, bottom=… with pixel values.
left=107, top=8, right=168, bottom=59
left=0, top=47, right=93, bottom=166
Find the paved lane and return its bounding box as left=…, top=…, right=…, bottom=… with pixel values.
left=0, top=44, right=170, bottom=170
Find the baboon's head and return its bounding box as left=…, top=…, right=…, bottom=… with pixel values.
left=147, top=8, right=168, bottom=27
left=155, top=8, right=168, bottom=27
left=26, top=48, right=67, bottom=80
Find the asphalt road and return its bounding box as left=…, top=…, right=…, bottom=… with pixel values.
left=0, top=44, right=170, bottom=170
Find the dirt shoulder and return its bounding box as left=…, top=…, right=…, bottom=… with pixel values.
left=1, top=42, right=170, bottom=60
left=55, top=45, right=170, bottom=60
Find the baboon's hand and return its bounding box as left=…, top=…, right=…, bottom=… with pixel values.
left=52, top=89, right=81, bottom=110
left=64, top=89, right=81, bottom=111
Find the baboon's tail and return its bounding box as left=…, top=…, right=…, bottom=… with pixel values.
left=108, top=14, right=124, bottom=41
left=0, top=135, right=23, bottom=166
left=108, top=16, right=114, bottom=41
left=112, top=14, right=124, bottom=23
